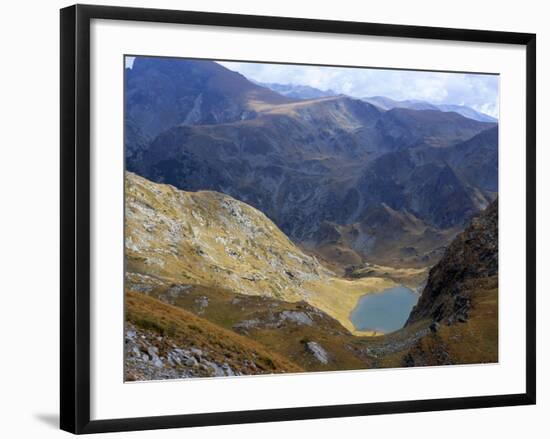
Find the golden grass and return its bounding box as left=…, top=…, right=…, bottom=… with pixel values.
left=125, top=172, right=397, bottom=333
left=305, top=276, right=396, bottom=334
left=374, top=277, right=498, bottom=367
left=131, top=284, right=378, bottom=372
left=247, top=96, right=341, bottom=113
left=126, top=290, right=303, bottom=374
left=347, top=264, right=429, bottom=289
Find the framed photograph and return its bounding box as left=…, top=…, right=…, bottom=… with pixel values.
left=60, top=4, right=536, bottom=434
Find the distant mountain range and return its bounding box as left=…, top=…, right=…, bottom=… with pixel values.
left=254, top=80, right=337, bottom=100
left=250, top=81, right=497, bottom=123
left=361, top=96, right=497, bottom=123
left=125, top=57, right=498, bottom=268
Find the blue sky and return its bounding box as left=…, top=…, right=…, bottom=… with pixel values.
left=125, top=56, right=499, bottom=117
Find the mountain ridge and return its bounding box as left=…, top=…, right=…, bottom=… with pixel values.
left=126, top=58, right=498, bottom=268
left=248, top=80, right=497, bottom=122
left=362, top=95, right=497, bottom=123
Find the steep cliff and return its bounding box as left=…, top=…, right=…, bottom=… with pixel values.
left=407, top=199, right=498, bottom=325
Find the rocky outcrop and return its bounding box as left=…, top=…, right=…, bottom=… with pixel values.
left=305, top=341, right=330, bottom=364
left=125, top=291, right=302, bottom=381
left=125, top=172, right=330, bottom=301
left=125, top=324, right=244, bottom=380
left=406, top=199, right=498, bottom=325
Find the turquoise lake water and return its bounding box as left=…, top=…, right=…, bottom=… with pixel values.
left=350, top=286, right=418, bottom=333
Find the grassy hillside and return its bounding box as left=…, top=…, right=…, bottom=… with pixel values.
left=130, top=282, right=380, bottom=372
left=125, top=172, right=396, bottom=333
left=125, top=174, right=498, bottom=377
left=378, top=278, right=498, bottom=367
left=125, top=291, right=302, bottom=380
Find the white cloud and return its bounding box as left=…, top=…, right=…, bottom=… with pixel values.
left=219, top=61, right=499, bottom=117
left=125, top=56, right=135, bottom=69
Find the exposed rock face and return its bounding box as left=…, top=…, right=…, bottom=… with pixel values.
left=125, top=172, right=330, bottom=301
left=231, top=307, right=320, bottom=333
left=125, top=324, right=240, bottom=380
left=407, top=199, right=498, bottom=325
left=305, top=341, right=330, bottom=364
left=125, top=291, right=302, bottom=381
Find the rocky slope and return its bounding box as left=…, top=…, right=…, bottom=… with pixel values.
left=125, top=291, right=302, bottom=380
left=363, top=201, right=499, bottom=367
left=127, top=283, right=378, bottom=374
left=125, top=175, right=499, bottom=376
left=407, top=199, right=498, bottom=324
left=125, top=172, right=395, bottom=333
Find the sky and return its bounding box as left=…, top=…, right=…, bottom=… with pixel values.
left=125, top=56, right=499, bottom=118
left=218, top=61, right=499, bottom=118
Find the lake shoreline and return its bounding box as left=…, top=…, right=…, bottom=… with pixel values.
left=349, top=285, right=419, bottom=334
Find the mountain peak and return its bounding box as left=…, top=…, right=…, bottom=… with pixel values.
left=125, top=57, right=292, bottom=141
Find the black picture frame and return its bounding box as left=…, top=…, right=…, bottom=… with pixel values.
left=60, top=4, right=536, bottom=434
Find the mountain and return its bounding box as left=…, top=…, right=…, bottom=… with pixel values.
left=127, top=58, right=497, bottom=268
left=363, top=96, right=439, bottom=111
left=132, top=105, right=495, bottom=265
left=125, top=172, right=497, bottom=376
left=436, top=104, right=497, bottom=123
left=124, top=58, right=499, bottom=374
left=394, top=200, right=499, bottom=366
left=407, top=199, right=498, bottom=324
left=356, top=149, right=485, bottom=227
left=256, top=81, right=338, bottom=99
left=371, top=108, right=494, bottom=149
left=310, top=203, right=458, bottom=269
left=124, top=174, right=498, bottom=375
left=125, top=57, right=292, bottom=163
left=259, top=86, right=496, bottom=122
left=363, top=96, right=497, bottom=123
left=125, top=172, right=396, bottom=333
left=445, top=126, right=499, bottom=193
left=126, top=282, right=381, bottom=377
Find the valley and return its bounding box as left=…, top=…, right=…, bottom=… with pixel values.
left=125, top=173, right=498, bottom=379
left=123, top=56, right=499, bottom=380
left=125, top=172, right=397, bottom=335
